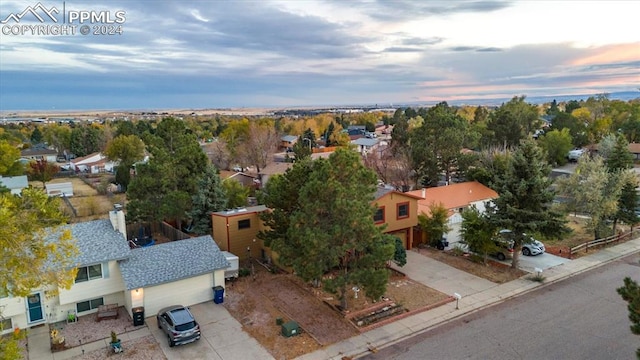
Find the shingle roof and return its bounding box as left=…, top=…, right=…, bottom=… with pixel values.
left=212, top=205, right=268, bottom=217
left=351, top=138, right=379, bottom=146
left=59, top=219, right=131, bottom=266
left=406, top=181, right=498, bottom=216
left=281, top=135, right=298, bottom=142
left=118, top=235, right=229, bottom=290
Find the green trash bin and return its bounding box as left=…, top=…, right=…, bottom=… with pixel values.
left=213, top=286, right=224, bottom=304
left=281, top=321, right=300, bottom=337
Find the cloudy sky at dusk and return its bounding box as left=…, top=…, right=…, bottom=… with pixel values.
left=0, top=0, right=638, bottom=111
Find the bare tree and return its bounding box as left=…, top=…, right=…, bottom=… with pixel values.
left=243, top=122, right=280, bottom=173
left=363, top=145, right=413, bottom=191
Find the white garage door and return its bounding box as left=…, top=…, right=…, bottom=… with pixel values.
left=143, top=273, right=214, bottom=316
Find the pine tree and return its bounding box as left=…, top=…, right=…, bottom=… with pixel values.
left=188, top=165, right=228, bottom=235
left=489, top=139, right=568, bottom=268
left=617, top=277, right=640, bottom=359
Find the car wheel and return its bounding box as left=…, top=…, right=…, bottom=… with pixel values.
left=437, top=244, right=444, bottom=250
left=168, top=335, right=174, bottom=347
left=522, top=247, right=531, bottom=256
left=497, top=253, right=506, bottom=261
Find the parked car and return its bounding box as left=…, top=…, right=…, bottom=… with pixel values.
left=491, top=230, right=515, bottom=261
left=157, top=305, right=201, bottom=347
left=499, top=229, right=546, bottom=256
left=567, top=148, right=585, bottom=162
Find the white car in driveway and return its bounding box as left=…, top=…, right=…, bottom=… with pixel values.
left=567, top=148, right=585, bottom=162
left=500, top=229, right=546, bottom=256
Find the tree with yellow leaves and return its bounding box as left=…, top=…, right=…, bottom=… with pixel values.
left=0, top=187, right=78, bottom=359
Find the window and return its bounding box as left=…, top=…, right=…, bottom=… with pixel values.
left=397, top=202, right=409, bottom=219
left=76, top=297, right=104, bottom=313
left=238, top=219, right=251, bottom=230
left=373, top=207, right=385, bottom=223
left=0, top=318, right=12, bottom=334
left=75, top=264, right=103, bottom=283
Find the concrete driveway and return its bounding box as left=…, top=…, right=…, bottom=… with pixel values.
left=148, top=301, right=273, bottom=360
left=517, top=251, right=570, bottom=273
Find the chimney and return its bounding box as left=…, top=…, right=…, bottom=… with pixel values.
left=421, top=188, right=426, bottom=199
left=109, top=204, right=127, bottom=240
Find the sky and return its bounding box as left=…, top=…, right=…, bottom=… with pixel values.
left=0, top=0, right=639, bottom=111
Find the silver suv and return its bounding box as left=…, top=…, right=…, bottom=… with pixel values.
left=157, top=305, right=201, bottom=347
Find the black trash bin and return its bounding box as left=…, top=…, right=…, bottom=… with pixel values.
left=213, top=286, right=224, bottom=304
left=132, top=306, right=144, bottom=326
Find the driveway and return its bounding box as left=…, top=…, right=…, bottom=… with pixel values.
left=517, top=251, right=570, bottom=273
left=148, top=301, right=274, bottom=360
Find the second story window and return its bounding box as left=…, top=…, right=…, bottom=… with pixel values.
left=373, top=207, right=385, bottom=223
left=238, top=219, right=251, bottom=230
left=75, top=264, right=103, bottom=283
left=397, top=202, right=409, bottom=219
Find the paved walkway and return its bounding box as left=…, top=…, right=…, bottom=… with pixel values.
left=296, top=238, right=640, bottom=360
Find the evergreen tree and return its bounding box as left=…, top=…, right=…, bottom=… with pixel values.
left=489, top=139, right=568, bottom=268
left=607, top=135, right=638, bottom=231
left=393, top=238, right=407, bottom=267
left=188, top=165, right=228, bottom=235
left=30, top=126, right=43, bottom=144
left=127, top=117, right=207, bottom=226
left=617, top=277, right=640, bottom=359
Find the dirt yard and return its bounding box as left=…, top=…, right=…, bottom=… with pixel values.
left=31, top=176, right=126, bottom=223
left=223, top=263, right=450, bottom=359
left=418, top=247, right=527, bottom=283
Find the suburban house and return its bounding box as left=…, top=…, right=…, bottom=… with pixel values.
left=351, top=137, right=380, bottom=155
left=280, top=135, right=298, bottom=150
left=372, top=187, right=422, bottom=250
left=0, top=175, right=28, bottom=195
left=407, top=181, right=499, bottom=245
left=70, top=152, right=117, bottom=174
left=0, top=207, right=229, bottom=334
left=20, top=145, right=58, bottom=163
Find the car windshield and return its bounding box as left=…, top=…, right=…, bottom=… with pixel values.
left=175, top=321, right=196, bottom=331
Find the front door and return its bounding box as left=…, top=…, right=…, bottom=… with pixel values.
left=27, top=292, right=44, bottom=323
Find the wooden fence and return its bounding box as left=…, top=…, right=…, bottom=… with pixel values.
left=126, top=221, right=191, bottom=242
left=569, top=228, right=639, bottom=258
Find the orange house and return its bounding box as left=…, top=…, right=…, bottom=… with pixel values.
left=406, top=181, right=499, bottom=245
left=372, top=188, right=422, bottom=250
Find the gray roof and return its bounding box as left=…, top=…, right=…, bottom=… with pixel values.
left=281, top=135, right=298, bottom=142
left=374, top=187, right=394, bottom=200
left=118, top=235, right=229, bottom=290
left=212, top=205, right=267, bottom=217
left=0, top=175, right=28, bottom=190
left=352, top=138, right=379, bottom=146
left=56, top=219, right=131, bottom=266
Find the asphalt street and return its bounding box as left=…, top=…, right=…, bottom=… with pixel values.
left=361, top=252, right=640, bottom=360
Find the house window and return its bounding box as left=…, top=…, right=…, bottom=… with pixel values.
left=0, top=317, right=12, bottom=334
left=75, top=264, right=103, bottom=283
left=397, top=202, right=409, bottom=219
left=373, top=207, right=385, bottom=223
left=76, top=297, right=104, bottom=313
left=238, top=219, right=251, bottom=230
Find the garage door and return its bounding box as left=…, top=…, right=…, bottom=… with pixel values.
left=143, top=273, right=214, bottom=316
left=392, top=231, right=407, bottom=249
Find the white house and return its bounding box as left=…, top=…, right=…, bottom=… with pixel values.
left=70, top=152, right=118, bottom=174
left=0, top=208, right=229, bottom=334
left=351, top=137, right=380, bottom=155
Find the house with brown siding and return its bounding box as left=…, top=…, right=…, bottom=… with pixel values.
left=211, top=206, right=268, bottom=261
left=372, top=187, right=422, bottom=250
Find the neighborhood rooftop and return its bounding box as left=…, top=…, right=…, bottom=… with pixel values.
left=60, top=219, right=131, bottom=266
left=118, top=235, right=229, bottom=290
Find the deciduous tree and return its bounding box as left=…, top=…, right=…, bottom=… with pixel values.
left=26, top=160, right=59, bottom=187
left=460, top=206, right=497, bottom=265
left=0, top=140, right=24, bottom=176
left=538, top=128, right=573, bottom=166
left=417, top=203, right=451, bottom=247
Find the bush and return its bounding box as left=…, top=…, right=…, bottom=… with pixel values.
left=239, top=268, right=251, bottom=277
left=450, top=244, right=466, bottom=256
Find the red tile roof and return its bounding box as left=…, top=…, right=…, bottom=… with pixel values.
left=406, top=181, right=498, bottom=216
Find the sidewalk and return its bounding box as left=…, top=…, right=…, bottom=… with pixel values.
left=296, top=238, right=640, bottom=360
